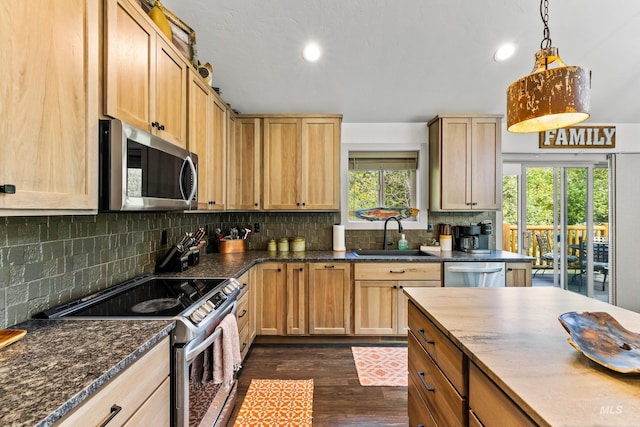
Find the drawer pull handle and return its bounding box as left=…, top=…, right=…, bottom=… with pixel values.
left=418, top=371, right=435, bottom=392
left=390, top=270, right=405, bottom=274
left=418, top=328, right=435, bottom=344
left=240, top=282, right=248, bottom=289
left=240, top=342, right=247, bottom=352
left=324, top=265, right=335, bottom=269
left=99, top=404, right=122, bottom=427
left=238, top=309, right=247, bottom=318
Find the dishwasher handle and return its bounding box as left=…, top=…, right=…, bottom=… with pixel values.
left=446, top=266, right=503, bottom=274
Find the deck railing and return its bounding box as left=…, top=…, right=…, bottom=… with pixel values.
left=502, top=223, right=609, bottom=265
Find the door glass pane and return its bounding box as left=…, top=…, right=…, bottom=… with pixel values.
left=566, top=168, right=588, bottom=296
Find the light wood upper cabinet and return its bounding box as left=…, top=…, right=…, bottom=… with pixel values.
left=428, top=115, right=502, bottom=211
left=263, top=115, right=341, bottom=210
left=104, top=0, right=187, bottom=148
left=208, top=97, right=227, bottom=209
left=308, top=263, right=351, bottom=334
left=187, top=68, right=227, bottom=210
left=187, top=69, right=212, bottom=210
left=0, top=0, right=98, bottom=213
left=228, top=118, right=262, bottom=210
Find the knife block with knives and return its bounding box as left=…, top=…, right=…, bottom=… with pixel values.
left=156, top=227, right=206, bottom=272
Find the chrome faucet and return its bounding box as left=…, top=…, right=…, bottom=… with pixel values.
left=383, top=216, right=403, bottom=250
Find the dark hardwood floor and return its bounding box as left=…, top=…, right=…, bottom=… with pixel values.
left=228, top=344, right=409, bottom=426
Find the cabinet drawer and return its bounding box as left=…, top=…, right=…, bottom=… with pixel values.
left=408, top=333, right=466, bottom=427
left=237, top=272, right=251, bottom=298
left=408, top=374, right=437, bottom=427
left=238, top=322, right=251, bottom=360
left=469, top=362, right=536, bottom=427
left=57, top=336, right=170, bottom=426
left=354, top=263, right=441, bottom=281
left=236, top=292, right=250, bottom=331
left=408, top=301, right=466, bottom=396
left=123, top=377, right=170, bottom=426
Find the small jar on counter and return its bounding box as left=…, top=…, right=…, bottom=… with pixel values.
left=291, top=237, right=306, bottom=252
left=277, top=238, right=289, bottom=252
left=267, top=239, right=277, bottom=252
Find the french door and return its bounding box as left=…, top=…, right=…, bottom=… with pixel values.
left=504, top=160, right=609, bottom=300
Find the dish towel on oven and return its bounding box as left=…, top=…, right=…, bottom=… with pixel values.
left=213, top=312, right=242, bottom=386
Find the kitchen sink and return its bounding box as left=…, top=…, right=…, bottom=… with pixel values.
left=351, top=249, right=435, bottom=257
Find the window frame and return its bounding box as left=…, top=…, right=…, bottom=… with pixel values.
left=341, top=142, right=429, bottom=230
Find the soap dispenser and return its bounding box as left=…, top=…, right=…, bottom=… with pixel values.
left=398, top=234, right=408, bottom=250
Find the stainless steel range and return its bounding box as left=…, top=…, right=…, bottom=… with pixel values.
left=37, top=274, right=241, bottom=427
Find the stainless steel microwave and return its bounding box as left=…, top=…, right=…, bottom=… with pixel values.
left=99, top=119, right=198, bottom=211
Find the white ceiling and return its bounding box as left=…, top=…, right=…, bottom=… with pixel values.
left=162, top=0, right=640, bottom=124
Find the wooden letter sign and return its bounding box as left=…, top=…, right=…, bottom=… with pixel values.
left=539, top=126, right=616, bottom=149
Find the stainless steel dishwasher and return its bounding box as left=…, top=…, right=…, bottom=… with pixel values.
left=443, top=262, right=506, bottom=287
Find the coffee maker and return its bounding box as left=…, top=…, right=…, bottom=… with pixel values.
left=453, top=221, right=492, bottom=253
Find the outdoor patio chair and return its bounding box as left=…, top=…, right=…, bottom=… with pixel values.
left=534, top=232, right=578, bottom=278
left=575, top=237, right=609, bottom=291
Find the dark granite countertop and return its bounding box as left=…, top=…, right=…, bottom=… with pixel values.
left=163, top=249, right=532, bottom=279
left=0, top=319, right=174, bottom=427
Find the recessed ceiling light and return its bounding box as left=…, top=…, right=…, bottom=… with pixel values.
left=494, top=43, right=516, bottom=62
left=302, top=43, right=321, bottom=62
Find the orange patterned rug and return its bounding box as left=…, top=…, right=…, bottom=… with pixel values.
left=233, top=379, right=314, bottom=426
left=352, top=346, right=408, bottom=387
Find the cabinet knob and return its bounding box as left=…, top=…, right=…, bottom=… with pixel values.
left=297, top=202, right=301, bottom=206
left=299, top=268, right=303, bottom=272
left=151, top=121, right=159, bottom=128
left=0, top=184, right=16, bottom=194
left=472, top=202, right=478, bottom=206
left=302, top=202, right=306, bottom=206
left=159, top=124, right=165, bottom=131
left=277, top=268, right=282, bottom=272
left=254, top=203, right=258, bottom=207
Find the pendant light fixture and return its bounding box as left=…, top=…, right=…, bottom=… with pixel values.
left=506, top=0, right=591, bottom=133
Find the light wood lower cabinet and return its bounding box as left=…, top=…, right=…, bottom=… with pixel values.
left=354, top=263, right=441, bottom=336
left=286, top=263, right=308, bottom=335
left=255, top=263, right=286, bottom=336
left=505, top=262, right=533, bottom=287
left=56, top=336, right=170, bottom=426
left=308, top=263, right=351, bottom=334
left=236, top=269, right=255, bottom=361
left=254, top=262, right=350, bottom=336
left=469, top=362, right=536, bottom=426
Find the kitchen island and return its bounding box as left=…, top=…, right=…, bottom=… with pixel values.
left=404, top=287, right=640, bottom=426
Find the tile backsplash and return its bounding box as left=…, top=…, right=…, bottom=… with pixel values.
left=0, top=210, right=495, bottom=328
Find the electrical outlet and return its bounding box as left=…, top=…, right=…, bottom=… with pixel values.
left=427, top=223, right=434, bottom=232
left=254, top=223, right=260, bottom=232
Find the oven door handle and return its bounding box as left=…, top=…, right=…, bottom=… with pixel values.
left=185, top=301, right=237, bottom=363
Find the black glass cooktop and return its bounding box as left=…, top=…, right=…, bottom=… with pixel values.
left=37, top=276, right=227, bottom=318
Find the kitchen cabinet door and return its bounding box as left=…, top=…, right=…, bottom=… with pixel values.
left=286, top=263, right=308, bottom=335
left=208, top=97, right=227, bottom=210
left=505, top=262, right=533, bottom=287
left=354, top=281, right=397, bottom=335
left=228, top=118, right=262, bottom=210
left=187, top=69, right=212, bottom=210
left=308, top=263, right=351, bottom=335
left=429, top=115, right=502, bottom=211
left=104, top=0, right=188, bottom=148
left=0, top=0, right=98, bottom=213
left=300, top=117, right=341, bottom=210
left=263, top=118, right=302, bottom=209
left=254, top=263, right=286, bottom=335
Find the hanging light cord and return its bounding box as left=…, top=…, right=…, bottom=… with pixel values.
left=539, top=0, right=552, bottom=49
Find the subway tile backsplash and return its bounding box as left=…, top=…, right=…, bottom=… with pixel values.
left=0, top=210, right=495, bottom=328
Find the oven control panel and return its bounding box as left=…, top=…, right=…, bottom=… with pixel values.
left=188, top=279, right=240, bottom=325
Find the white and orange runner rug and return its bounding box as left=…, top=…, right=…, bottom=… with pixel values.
left=233, top=379, right=313, bottom=426
left=351, top=346, right=408, bottom=387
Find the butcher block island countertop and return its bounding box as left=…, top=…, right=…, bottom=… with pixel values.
left=404, top=287, right=640, bottom=426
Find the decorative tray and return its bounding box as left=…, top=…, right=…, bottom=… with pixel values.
left=558, top=311, right=640, bottom=373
